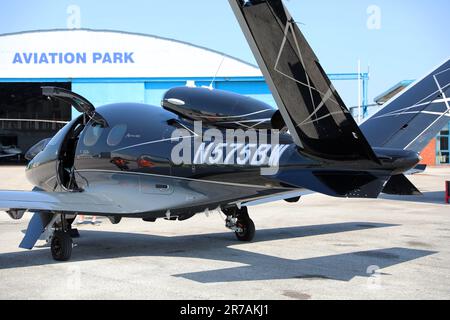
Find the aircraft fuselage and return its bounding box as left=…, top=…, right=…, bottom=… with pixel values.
left=25, top=99, right=420, bottom=220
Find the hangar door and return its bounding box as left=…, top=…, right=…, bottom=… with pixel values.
left=0, top=82, right=72, bottom=161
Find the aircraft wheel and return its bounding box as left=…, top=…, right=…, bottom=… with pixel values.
left=235, top=215, right=255, bottom=242
left=51, top=231, right=73, bottom=261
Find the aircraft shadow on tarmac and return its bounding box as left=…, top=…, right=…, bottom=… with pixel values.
left=380, top=191, right=447, bottom=205
left=0, top=222, right=436, bottom=283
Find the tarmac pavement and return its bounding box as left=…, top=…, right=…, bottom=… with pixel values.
left=0, top=165, right=449, bottom=300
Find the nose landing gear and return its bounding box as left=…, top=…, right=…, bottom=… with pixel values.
left=224, top=207, right=255, bottom=242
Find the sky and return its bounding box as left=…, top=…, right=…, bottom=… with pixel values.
left=0, top=0, right=449, bottom=107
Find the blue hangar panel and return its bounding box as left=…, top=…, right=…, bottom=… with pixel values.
left=71, top=81, right=145, bottom=118
left=215, top=81, right=276, bottom=108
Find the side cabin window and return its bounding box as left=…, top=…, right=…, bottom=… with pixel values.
left=107, top=124, right=127, bottom=147
left=83, top=123, right=104, bottom=147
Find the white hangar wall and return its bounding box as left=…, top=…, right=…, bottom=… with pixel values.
left=0, top=29, right=276, bottom=118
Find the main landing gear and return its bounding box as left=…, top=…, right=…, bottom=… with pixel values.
left=51, top=231, right=73, bottom=261
left=50, top=214, right=74, bottom=261
left=224, top=207, right=255, bottom=242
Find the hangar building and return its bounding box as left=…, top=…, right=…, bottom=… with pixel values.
left=0, top=29, right=273, bottom=153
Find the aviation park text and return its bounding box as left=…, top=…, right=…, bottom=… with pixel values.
left=12, top=52, right=135, bottom=65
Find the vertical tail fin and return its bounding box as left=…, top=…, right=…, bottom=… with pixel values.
left=361, top=58, right=450, bottom=153
left=229, top=0, right=379, bottom=164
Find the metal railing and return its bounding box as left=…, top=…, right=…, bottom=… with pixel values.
left=0, top=119, right=67, bottom=131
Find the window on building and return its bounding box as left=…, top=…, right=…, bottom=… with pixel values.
left=441, top=124, right=449, bottom=136
left=437, top=123, right=450, bottom=165
left=441, top=137, right=449, bottom=151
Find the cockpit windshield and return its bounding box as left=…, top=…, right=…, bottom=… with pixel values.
left=25, top=138, right=52, bottom=161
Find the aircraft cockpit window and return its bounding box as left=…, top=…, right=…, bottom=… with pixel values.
left=25, top=138, right=52, bottom=161
left=107, top=124, right=127, bottom=147
left=83, top=124, right=104, bottom=147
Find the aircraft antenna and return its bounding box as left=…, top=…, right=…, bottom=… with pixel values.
left=208, top=55, right=226, bottom=90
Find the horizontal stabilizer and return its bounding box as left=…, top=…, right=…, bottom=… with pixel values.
left=382, top=174, right=422, bottom=196
left=405, top=164, right=427, bottom=176
left=361, top=58, right=450, bottom=153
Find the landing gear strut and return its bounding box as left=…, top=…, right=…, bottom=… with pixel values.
left=224, top=207, right=255, bottom=242
left=50, top=214, right=73, bottom=261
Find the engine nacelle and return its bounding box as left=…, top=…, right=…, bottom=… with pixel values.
left=162, top=87, right=284, bottom=130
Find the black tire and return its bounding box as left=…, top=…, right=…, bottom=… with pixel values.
left=51, top=231, right=73, bottom=261
left=235, top=216, right=255, bottom=242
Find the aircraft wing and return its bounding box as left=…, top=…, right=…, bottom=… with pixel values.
left=0, top=190, right=125, bottom=216
left=239, top=189, right=314, bottom=207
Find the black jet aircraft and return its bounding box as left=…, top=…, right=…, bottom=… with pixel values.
left=1, top=0, right=449, bottom=261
